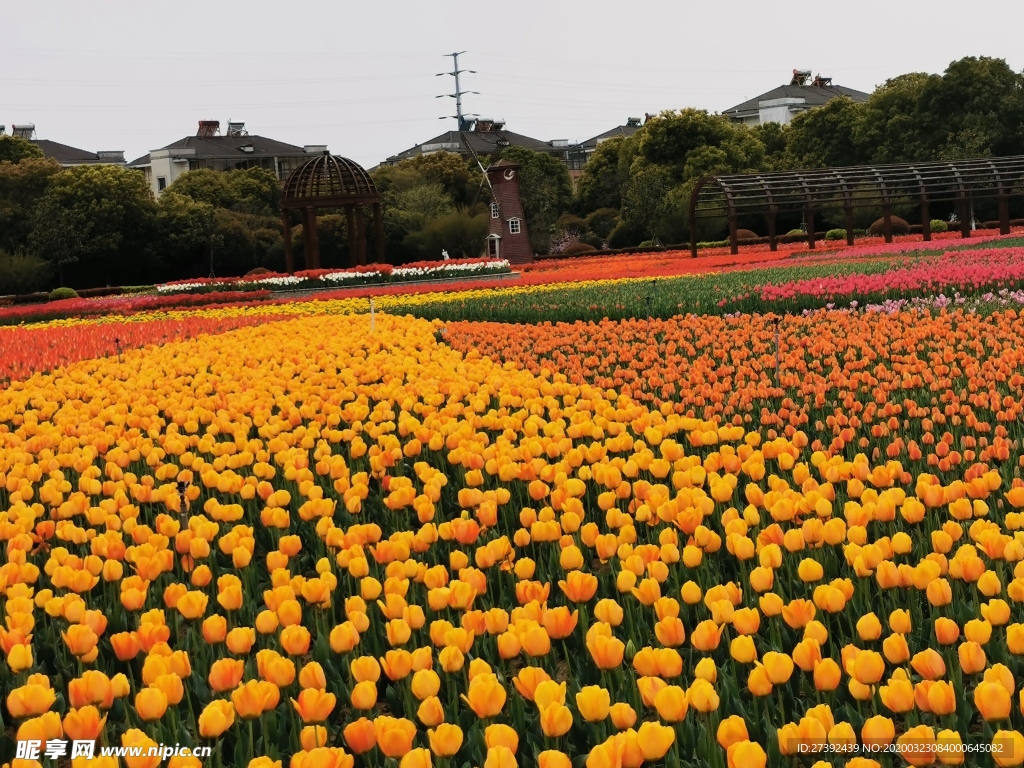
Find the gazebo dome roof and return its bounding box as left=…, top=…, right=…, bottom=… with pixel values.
left=281, top=154, right=380, bottom=206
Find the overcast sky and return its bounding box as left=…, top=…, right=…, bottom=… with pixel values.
left=3, top=0, right=1021, bottom=169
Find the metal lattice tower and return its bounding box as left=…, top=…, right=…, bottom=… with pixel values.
left=437, top=52, right=478, bottom=132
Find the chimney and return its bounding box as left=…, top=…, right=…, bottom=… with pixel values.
left=197, top=120, right=220, bottom=138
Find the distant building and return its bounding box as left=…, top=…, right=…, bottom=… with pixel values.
left=722, top=71, right=870, bottom=126
left=486, top=159, right=532, bottom=264
left=381, top=116, right=646, bottom=186
left=128, top=121, right=327, bottom=197
left=382, top=118, right=566, bottom=167
left=564, top=117, right=645, bottom=182
left=4, top=124, right=126, bottom=167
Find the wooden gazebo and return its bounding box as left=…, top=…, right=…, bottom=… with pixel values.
left=280, top=153, right=384, bottom=272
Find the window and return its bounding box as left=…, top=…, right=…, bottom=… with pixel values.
left=490, top=203, right=500, bottom=218
left=157, top=177, right=167, bottom=192
left=509, top=218, right=521, bottom=235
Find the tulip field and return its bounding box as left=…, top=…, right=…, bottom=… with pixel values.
left=5, top=237, right=1024, bottom=768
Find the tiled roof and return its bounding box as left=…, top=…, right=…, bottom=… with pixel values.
left=723, top=84, right=870, bottom=117
left=32, top=140, right=121, bottom=165
left=129, top=135, right=311, bottom=167
left=385, top=129, right=558, bottom=164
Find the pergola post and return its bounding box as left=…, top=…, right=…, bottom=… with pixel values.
left=305, top=207, right=320, bottom=269
left=374, top=203, right=385, bottom=263
left=844, top=206, right=855, bottom=246
left=728, top=217, right=739, bottom=256
left=345, top=206, right=357, bottom=267
left=355, top=207, right=367, bottom=266
left=302, top=208, right=315, bottom=269
left=806, top=208, right=816, bottom=251
left=999, top=194, right=1011, bottom=235
left=959, top=198, right=971, bottom=239
left=920, top=200, right=932, bottom=242
left=282, top=214, right=294, bottom=273
left=882, top=204, right=894, bottom=244
left=768, top=210, right=777, bottom=252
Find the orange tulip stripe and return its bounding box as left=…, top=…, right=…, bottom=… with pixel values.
left=444, top=309, right=1024, bottom=466
left=3, top=306, right=1024, bottom=767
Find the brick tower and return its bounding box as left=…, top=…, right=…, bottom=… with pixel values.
left=485, top=160, right=533, bottom=264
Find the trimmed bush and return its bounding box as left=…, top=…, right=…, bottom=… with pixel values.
left=825, top=229, right=847, bottom=241
left=579, top=233, right=604, bottom=249
left=786, top=229, right=805, bottom=236
left=735, top=229, right=758, bottom=241
left=929, top=219, right=948, bottom=233
left=560, top=243, right=598, bottom=256
left=867, top=216, right=910, bottom=236
left=48, top=287, right=79, bottom=301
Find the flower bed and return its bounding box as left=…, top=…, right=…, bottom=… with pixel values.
left=718, top=247, right=1024, bottom=313
left=0, top=290, right=271, bottom=327
left=4, top=313, right=1024, bottom=768
left=156, top=258, right=512, bottom=295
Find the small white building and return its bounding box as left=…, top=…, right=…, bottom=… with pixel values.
left=722, top=71, right=870, bottom=127
left=128, top=121, right=327, bottom=197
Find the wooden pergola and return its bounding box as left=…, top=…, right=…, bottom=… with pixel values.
left=689, top=156, right=1024, bottom=256
left=280, top=153, right=384, bottom=271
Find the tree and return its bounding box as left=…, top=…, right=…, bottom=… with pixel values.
left=30, top=165, right=157, bottom=287
left=225, top=167, right=281, bottom=214
left=0, top=157, right=61, bottom=252
left=0, top=250, right=53, bottom=295
left=389, top=183, right=455, bottom=234
left=751, top=122, right=790, bottom=171
left=373, top=152, right=481, bottom=208
left=168, top=167, right=280, bottom=213
left=155, top=191, right=216, bottom=279
left=403, top=212, right=488, bottom=260
left=785, top=97, right=865, bottom=169
left=0, top=135, right=44, bottom=164
left=498, top=147, right=573, bottom=254
left=634, top=109, right=746, bottom=181
left=918, top=57, right=1024, bottom=159
left=620, top=165, right=672, bottom=241
left=575, top=137, right=628, bottom=213
left=854, top=73, right=937, bottom=164
left=166, top=169, right=234, bottom=209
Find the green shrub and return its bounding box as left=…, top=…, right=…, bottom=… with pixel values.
left=607, top=221, right=641, bottom=249
left=930, top=219, right=948, bottom=233
left=580, top=233, right=604, bottom=249
left=853, top=229, right=867, bottom=237
left=867, top=216, right=910, bottom=236
left=48, top=286, right=79, bottom=301
left=0, top=251, right=53, bottom=295
left=584, top=209, right=620, bottom=240
left=825, top=229, right=847, bottom=241
left=560, top=243, right=598, bottom=256
left=786, top=228, right=805, bottom=236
